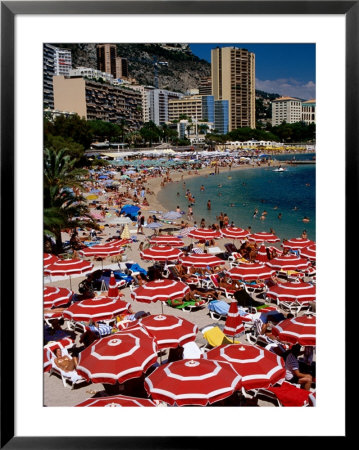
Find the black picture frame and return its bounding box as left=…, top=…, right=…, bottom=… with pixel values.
left=1, top=1, right=352, bottom=447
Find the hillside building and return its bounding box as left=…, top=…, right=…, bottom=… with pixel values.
left=53, top=75, right=143, bottom=129
left=147, top=88, right=183, bottom=125
left=43, top=44, right=72, bottom=109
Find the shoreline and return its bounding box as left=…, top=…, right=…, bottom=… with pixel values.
left=146, top=161, right=282, bottom=219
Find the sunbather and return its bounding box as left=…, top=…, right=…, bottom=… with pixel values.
left=53, top=348, right=78, bottom=372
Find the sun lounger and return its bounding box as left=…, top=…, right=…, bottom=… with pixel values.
left=201, top=325, right=241, bottom=350
left=45, top=345, right=85, bottom=389
left=253, top=382, right=316, bottom=407
left=166, top=298, right=207, bottom=312
left=182, top=341, right=204, bottom=359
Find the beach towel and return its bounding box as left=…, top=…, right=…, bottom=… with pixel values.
left=126, top=263, right=147, bottom=276
left=89, top=323, right=112, bottom=337
left=208, top=300, right=230, bottom=316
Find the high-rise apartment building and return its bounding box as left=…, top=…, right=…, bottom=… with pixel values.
left=211, top=46, right=256, bottom=131
left=147, top=89, right=183, bottom=125
left=116, top=57, right=129, bottom=79
left=302, top=99, right=316, bottom=125
left=198, top=76, right=212, bottom=96
left=97, top=44, right=117, bottom=78
left=43, top=44, right=72, bottom=109
left=272, top=97, right=302, bottom=126
left=53, top=75, right=143, bottom=129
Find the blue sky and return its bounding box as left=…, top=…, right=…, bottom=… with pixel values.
left=189, top=43, right=316, bottom=100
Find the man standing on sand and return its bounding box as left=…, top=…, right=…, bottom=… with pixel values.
left=137, top=212, right=144, bottom=234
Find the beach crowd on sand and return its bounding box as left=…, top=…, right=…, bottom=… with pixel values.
left=43, top=152, right=316, bottom=408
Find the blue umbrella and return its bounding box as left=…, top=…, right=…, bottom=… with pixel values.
left=98, top=175, right=108, bottom=179
left=162, top=211, right=182, bottom=220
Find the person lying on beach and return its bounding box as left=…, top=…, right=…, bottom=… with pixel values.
left=53, top=348, right=78, bottom=373
left=217, top=273, right=242, bottom=291
left=284, top=344, right=313, bottom=391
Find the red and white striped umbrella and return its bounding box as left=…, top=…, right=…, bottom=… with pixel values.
left=223, top=301, right=245, bottom=337
left=107, top=271, right=120, bottom=298
left=180, top=253, right=225, bottom=268
left=44, top=259, right=93, bottom=277
left=44, top=337, right=74, bottom=372
left=131, top=279, right=190, bottom=304
left=282, top=238, right=315, bottom=250
left=76, top=326, right=158, bottom=384
left=43, top=253, right=60, bottom=268
left=227, top=263, right=275, bottom=281
left=144, top=359, right=242, bottom=406
left=149, top=235, right=184, bottom=247
left=63, top=297, right=130, bottom=322
left=138, top=314, right=198, bottom=349
left=255, top=244, right=270, bottom=263
left=187, top=228, right=222, bottom=240
left=140, top=246, right=183, bottom=262
left=300, top=244, right=316, bottom=261
left=266, top=282, right=316, bottom=304
left=204, top=344, right=286, bottom=390
left=272, top=315, right=316, bottom=346
left=266, top=254, right=310, bottom=271
left=248, top=232, right=280, bottom=243
left=221, top=227, right=249, bottom=240
left=78, top=244, right=124, bottom=258
left=43, top=286, right=73, bottom=308
left=106, top=239, right=131, bottom=248
left=75, top=394, right=157, bottom=407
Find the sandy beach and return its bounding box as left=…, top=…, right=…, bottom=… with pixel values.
left=44, top=158, right=313, bottom=407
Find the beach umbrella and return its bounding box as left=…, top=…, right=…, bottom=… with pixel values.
left=266, top=282, right=316, bottom=304
left=266, top=254, right=310, bottom=271
left=121, top=224, right=131, bottom=240
left=76, top=326, right=158, bottom=384
left=227, top=263, right=274, bottom=281
left=144, top=359, right=242, bottom=406
left=140, top=246, right=183, bottom=262
left=43, top=253, right=60, bottom=268
left=43, top=286, right=73, bottom=308
left=255, top=244, right=270, bottom=263
left=299, top=244, right=316, bottom=262
left=106, top=239, right=130, bottom=248
left=272, top=315, right=316, bottom=346
left=221, top=227, right=249, bottom=240
left=131, top=279, right=190, bottom=314
left=248, top=232, right=280, bottom=243
left=149, top=235, right=183, bottom=247
left=162, top=211, right=182, bottom=220
left=63, top=297, right=129, bottom=322
left=107, top=271, right=120, bottom=298
left=282, top=238, right=315, bottom=250
left=138, top=314, right=198, bottom=350
left=180, top=253, right=225, bottom=268
left=86, top=194, right=98, bottom=200
left=187, top=228, right=222, bottom=240
left=223, top=300, right=245, bottom=339
left=75, top=394, right=157, bottom=407
left=78, top=244, right=124, bottom=258
left=44, top=259, right=93, bottom=290
left=204, top=344, right=286, bottom=390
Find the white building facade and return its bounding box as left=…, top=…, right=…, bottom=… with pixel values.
left=272, top=97, right=302, bottom=126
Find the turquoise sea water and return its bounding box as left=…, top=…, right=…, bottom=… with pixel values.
left=158, top=164, right=316, bottom=242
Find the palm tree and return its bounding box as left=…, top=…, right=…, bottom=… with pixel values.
left=44, top=148, right=96, bottom=253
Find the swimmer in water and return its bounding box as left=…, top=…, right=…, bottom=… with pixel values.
left=200, top=185, right=205, bottom=191
left=278, top=213, right=282, bottom=220
left=303, top=216, right=310, bottom=223
left=273, top=206, right=278, bottom=210
left=253, top=208, right=258, bottom=218
left=218, top=184, right=222, bottom=188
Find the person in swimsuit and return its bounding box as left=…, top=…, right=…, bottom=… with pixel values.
left=53, top=348, right=78, bottom=372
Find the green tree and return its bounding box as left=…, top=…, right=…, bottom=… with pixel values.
left=139, top=121, right=162, bottom=146
left=43, top=148, right=96, bottom=253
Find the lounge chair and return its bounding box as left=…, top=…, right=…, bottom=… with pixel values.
left=201, top=325, right=241, bottom=350
left=182, top=341, right=204, bottom=359
left=252, top=382, right=316, bottom=407
left=45, top=345, right=85, bottom=389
